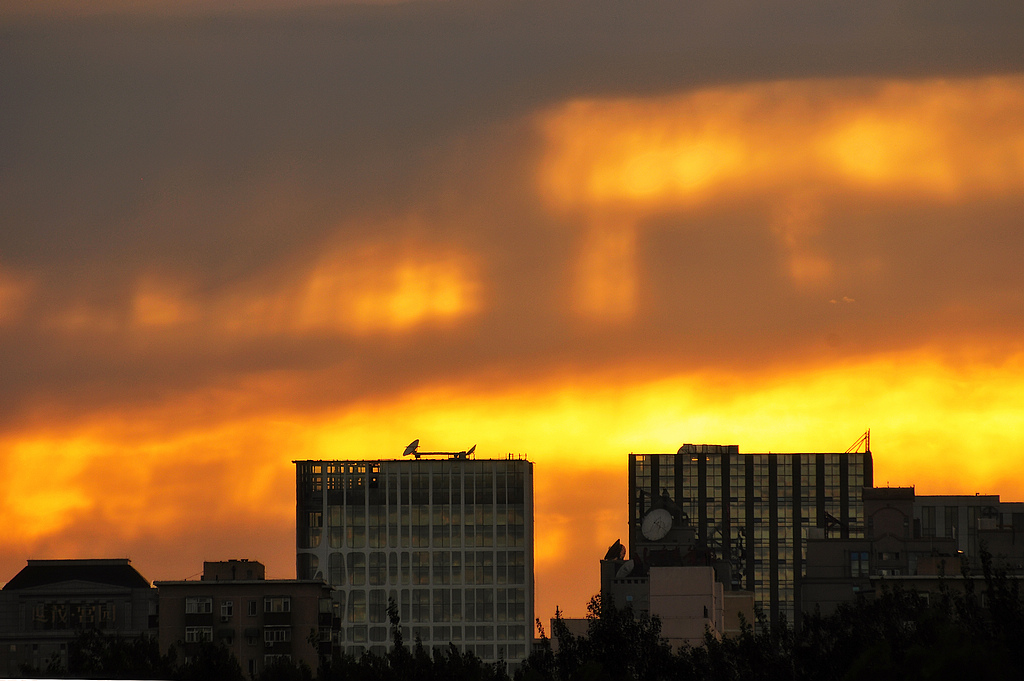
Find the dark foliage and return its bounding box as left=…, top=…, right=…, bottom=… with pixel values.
left=17, top=556, right=1024, bottom=680
left=520, top=548, right=1024, bottom=681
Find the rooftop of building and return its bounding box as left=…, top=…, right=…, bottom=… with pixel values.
left=633, top=445, right=872, bottom=456
left=153, top=578, right=328, bottom=587
left=294, top=454, right=530, bottom=463
left=3, top=559, right=152, bottom=591
left=202, top=559, right=266, bottom=581
left=915, top=494, right=1005, bottom=502
left=864, top=487, right=915, bottom=500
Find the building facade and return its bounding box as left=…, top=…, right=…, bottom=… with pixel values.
left=803, top=487, right=1024, bottom=616
left=295, top=456, right=533, bottom=665
left=155, top=560, right=334, bottom=678
left=629, top=444, right=872, bottom=627
left=802, top=487, right=958, bottom=615
left=0, top=559, right=157, bottom=675
left=913, top=494, right=1024, bottom=571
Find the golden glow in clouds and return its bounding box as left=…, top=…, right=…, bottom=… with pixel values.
left=538, top=76, right=1024, bottom=315
left=5, top=349, right=1024, bottom=615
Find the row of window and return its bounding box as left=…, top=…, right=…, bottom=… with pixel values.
left=337, top=587, right=528, bottom=624
left=312, top=504, right=528, bottom=528
left=339, top=642, right=527, bottom=661
left=184, top=597, right=290, bottom=615
left=305, top=521, right=528, bottom=550
left=850, top=550, right=905, bottom=577
left=315, top=550, right=528, bottom=587
left=298, top=463, right=529, bottom=504
left=341, top=623, right=529, bottom=645
left=303, top=462, right=527, bottom=476
left=183, top=626, right=292, bottom=644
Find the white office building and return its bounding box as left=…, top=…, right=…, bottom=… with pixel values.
left=294, top=455, right=533, bottom=665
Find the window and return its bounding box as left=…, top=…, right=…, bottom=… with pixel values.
left=921, top=506, right=936, bottom=538
left=264, top=627, right=291, bottom=643
left=945, top=506, right=959, bottom=539
left=369, top=552, right=387, bottom=585
left=264, top=654, right=292, bottom=665
left=221, top=601, right=233, bottom=618
left=185, top=626, right=213, bottom=643
left=248, top=600, right=258, bottom=617
left=185, top=598, right=213, bottom=614
left=323, top=553, right=342, bottom=587
left=412, top=552, right=430, bottom=585
left=264, top=597, right=291, bottom=613
left=411, top=589, right=430, bottom=623
left=348, top=591, right=367, bottom=624
left=348, top=552, right=366, bottom=586
left=369, top=590, right=387, bottom=623
left=851, top=551, right=869, bottom=577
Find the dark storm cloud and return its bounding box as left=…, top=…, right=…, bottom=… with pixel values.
left=1, top=0, right=1023, bottom=427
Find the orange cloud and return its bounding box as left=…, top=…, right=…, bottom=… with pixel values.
left=38, top=227, right=483, bottom=339
left=538, top=76, right=1024, bottom=208
left=537, top=76, right=1024, bottom=311
left=133, top=275, right=200, bottom=328
left=0, top=268, right=33, bottom=325
left=218, top=233, right=482, bottom=337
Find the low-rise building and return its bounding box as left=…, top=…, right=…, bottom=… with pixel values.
left=155, top=559, right=335, bottom=678
left=0, top=559, right=157, bottom=675
left=802, top=487, right=1024, bottom=616
left=913, top=494, right=1024, bottom=572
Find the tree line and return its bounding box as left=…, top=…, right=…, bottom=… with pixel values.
left=21, top=553, right=1024, bottom=681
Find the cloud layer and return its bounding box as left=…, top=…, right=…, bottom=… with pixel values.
left=2, top=0, right=1024, bottom=618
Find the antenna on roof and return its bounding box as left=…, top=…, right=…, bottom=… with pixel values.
left=846, top=429, right=870, bottom=454
left=401, top=439, right=476, bottom=459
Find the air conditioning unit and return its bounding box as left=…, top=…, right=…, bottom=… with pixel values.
left=265, top=641, right=273, bottom=648
left=221, top=616, right=231, bottom=622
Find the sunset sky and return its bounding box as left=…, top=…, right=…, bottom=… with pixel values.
left=2, top=0, right=1023, bottom=621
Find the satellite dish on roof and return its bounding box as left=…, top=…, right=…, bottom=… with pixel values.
left=615, top=560, right=635, bottom=579
left=402, top=439, right=475, bottom=459
left=641, top=508, right=673, bottom=541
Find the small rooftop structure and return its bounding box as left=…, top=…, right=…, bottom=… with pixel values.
left=201, top=559, right=265, bottom=581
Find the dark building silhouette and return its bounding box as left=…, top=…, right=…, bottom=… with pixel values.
left=629, top=444, right=872, bottom=627
left=154, top=559, right=335, bottom=678
left=803, top=487, right=1024, bottom=615
left=0, top=559, right=157, bottom=674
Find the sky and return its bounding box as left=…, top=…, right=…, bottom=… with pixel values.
left=1, top=0, right=1024, bottom=621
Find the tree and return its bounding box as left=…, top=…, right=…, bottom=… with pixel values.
left=174, top=640, right=245, bottom=681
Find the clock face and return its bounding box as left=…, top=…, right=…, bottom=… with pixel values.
left=641, top=508, right=673, bottom=541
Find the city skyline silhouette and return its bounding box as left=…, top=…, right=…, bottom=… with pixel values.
left=2, top=0, right=1023, bottom=627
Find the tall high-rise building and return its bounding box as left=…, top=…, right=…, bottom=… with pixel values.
left=628, top=444, right=872, bottom=626
left=294, top=456, right=533, bottom=665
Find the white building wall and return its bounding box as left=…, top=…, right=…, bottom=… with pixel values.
left=296, top=458, right=533, bottom=665
left=648, top=566, right=721, bottom=650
